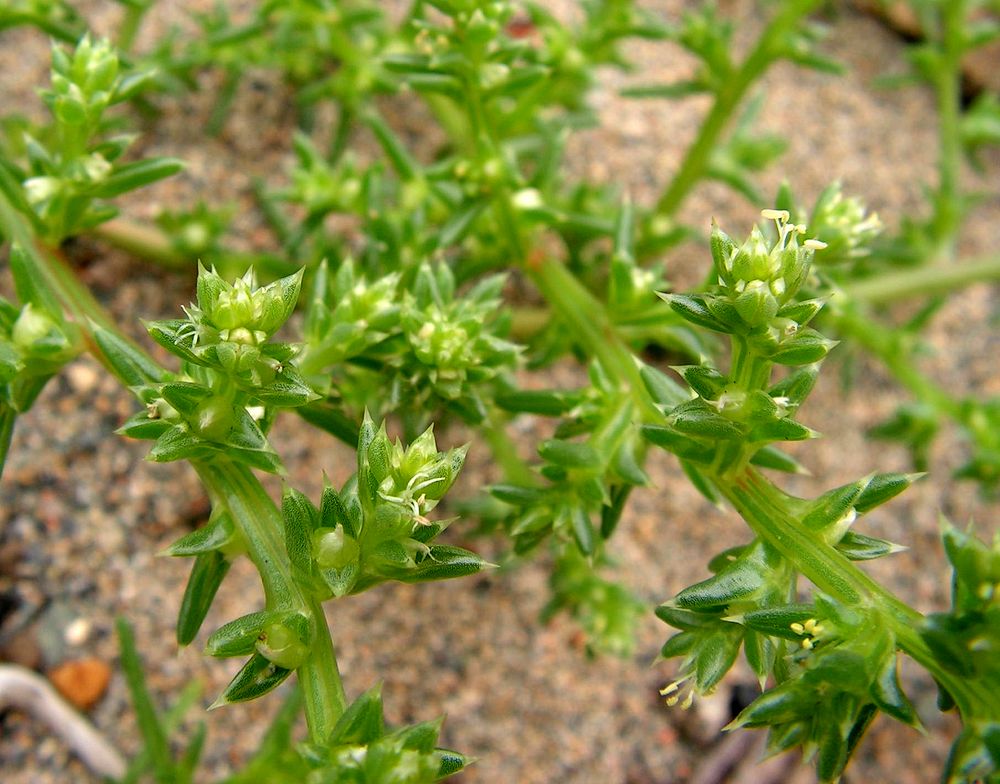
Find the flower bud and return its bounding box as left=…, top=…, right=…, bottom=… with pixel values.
left=313, top=526, right=360, bottom=570
left=255, top=619, right=310, bottom=670
left=194, top=397, right=235, bottom=441
left=11, top=303, right=57, bottom=350
left=734, top=280, right=778, bottom=327
left=213, top=282, right=256, bottom=330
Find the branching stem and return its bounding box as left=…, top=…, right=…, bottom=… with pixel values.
left=3, top=190, right=348, bottom=747
left=652, top=0, right=822, bottom=221
left=721, top=469, right=1000, bottom=723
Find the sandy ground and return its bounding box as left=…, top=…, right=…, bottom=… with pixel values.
left=1, top=1, right=998, bottom=782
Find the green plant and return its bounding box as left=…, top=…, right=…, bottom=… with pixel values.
left=1, top=2, right=999, bottom=783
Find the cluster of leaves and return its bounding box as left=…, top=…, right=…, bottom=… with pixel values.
left=108, top=263, right=486, bottom=702
left=922, top=524, right=1000, bottom=783
left=118, top=619, right=467, bottom=784
left=645, top=211, right=835, bottom=488
left=299, top=259, right=519, bottom=433
left=0, top=244, right=80, bottom=472
left=0, top=0, right=86, bottom=43
left=116, top=265, right=313, bottom=473
left=0, top=35, right=180, bottom=242
left=642, top=214, right=996, bottom=782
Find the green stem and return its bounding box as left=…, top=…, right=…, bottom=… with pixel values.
left=526, top=256, right=660, bottom=422
left=931, top=0, right=966, bottom=255
left=92, top=219, right=190, bottom=270
left=482, top=407, right=538, bottom=487
left=0, top=403, right=16, bottom=480
left=652, top=0, right=821, bottom=220
left=450, top=53, right=662, bottom=422
left=117, top=0, right=152, bottom=53
left=840, top=255, right=1000, bottom=304
left=720, top=468, right=997, bottom=719
left=196, top=462, right=347, bottom=743
left=830, top=304, right=961, bottom=419
left=206, top=69, right=241, bottom=137
left=3, top=189, right=349, bottom=745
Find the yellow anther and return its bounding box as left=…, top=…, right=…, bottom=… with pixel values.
left=803, top=618, right=818, bottom=634
left=681, top=691, right=695, bottom=710
left=659, top=682, right=679, bottom=696
left=666, top=695, right=679, bottom=707
left=761, top=208, right=790, bottom=222
left=801, top=637, right=814, bottom=650
left=811, top=624, right=825, bottom=635
left=804, top=239, right=828, bottom=250
left=790, top=622, right=805, bottom=635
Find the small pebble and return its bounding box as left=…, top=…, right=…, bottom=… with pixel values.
left=64, top=617, right=92, bottom=646
left=48, top=658, right=112, bottom=711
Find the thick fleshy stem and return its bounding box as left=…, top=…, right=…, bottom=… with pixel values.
left=197, top=461, right=347, bottom=743
left=720, top=469, right=1000, bottom=726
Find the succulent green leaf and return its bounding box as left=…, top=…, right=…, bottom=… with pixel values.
left=165, top=512, right=237, bottom=557
left=680, top=460, right=721, bottom=505
left=871, top=654, right=920, bottom=728
left=213, top=653, right=293, bottom=707
left=835, top=531, right=905, bottom=561
left=93, top=325, right=165, bottom=386
left=206, top=611, right=276, bottom=658
left=321, top=563, right=360, bottom=598
left=393, top=545, right=489, bottom=584
left=612, top=444, right=649, bottom=486
left=148, top=424, right=208, bottom=463
left=91, top=157, right=184, bottom=198
left=853, top=472, right=921, bottom=515
left=742, top=629, right=774, bottom=684
left=282, top=486, right=318, bottom=583
left=639, top=364, right=689, bottom=408
left=659, top=292, right=732, bottom=333
left=328, top=683, right=385, bottom=746
left=749, top=445, right=807, bottom=473
left=743, top=604, right=817, bottom=640
left=567, top=505, right=595, bottom=556
left=224, top=410, right=284, bottom=474
left=729, top=680, right=804, bottom=729
left=117, top=410, right=172, bottom=441
left=253, top=368, right=318, bottom=408
left=660, top=630, right=698, bottom=659
left=669, top=399, right=743, bottom=440
left=768, top=364, right=819, bottom=408
left=769, top=328, right=837, bottom=365
left=176, top=551, right=231, bottom=646
left=694, top=622, right=743, bottom=692
left=146, top=320, right=206, bottom=366
left=748, top=417, right=815, bottom=443
left=538, top=438, right=602, bottom=470
left=674, top=365, right=728, bottom=399
left=641, top=425, right=715, bottom=462
left=495, top=388, right=579, bottom=416
left=673, top=542, right=771, bottom=611
left=489, top=484, right=546, bottom=506
left=159, top=382, right=212, bottom=416
left=320, top=483, right=355, bottom=538
left=777, top=297, right=825, bottom=326
left=802, top=479, right=867, bottom=531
